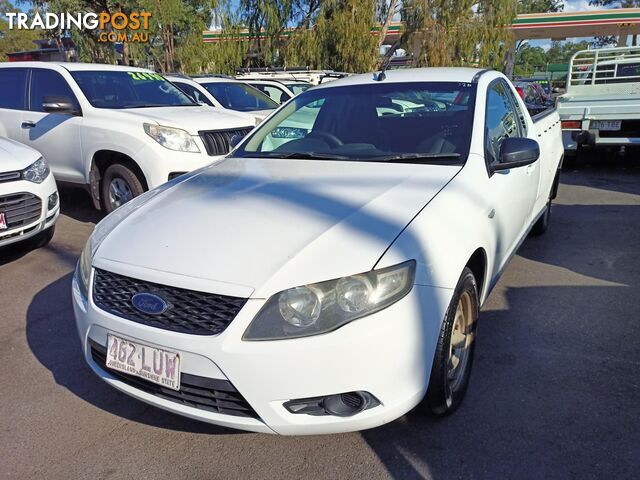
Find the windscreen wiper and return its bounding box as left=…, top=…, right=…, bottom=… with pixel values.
left=247, top=151, right=350, bottom=160
left=372, top=153, right=462, bottom=164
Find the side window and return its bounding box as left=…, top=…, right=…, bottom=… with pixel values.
left=30, top=69, right=80, bottom=113
left=485, top=81, right=519, bottom=166
left=255, top=85, right=285, bottom=104
left=505, top=84, right=528, bottom=136
left=0, top=68, right=28, bottom=110
left=175, top=82, right=214, bottom=106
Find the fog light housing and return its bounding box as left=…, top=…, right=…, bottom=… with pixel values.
left=283, top=391, right=380, bottom=417
left=48, top=192, right=58, bottom=210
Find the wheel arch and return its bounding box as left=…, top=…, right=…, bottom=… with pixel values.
left=465, top=247, right=488, bottom=304
left=89, top=150, right=149, bottom=210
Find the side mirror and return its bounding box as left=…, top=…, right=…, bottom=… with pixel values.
left=42, top=95, right=78, bottom=115
left=492, top=137, right=539, bottom=172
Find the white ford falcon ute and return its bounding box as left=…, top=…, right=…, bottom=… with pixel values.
left=73, top=68, right=564, bottom=435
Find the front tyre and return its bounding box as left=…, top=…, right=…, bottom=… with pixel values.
left=422, top=267, right=479, bottom=415
left=101, top=163, right=145, bottom=214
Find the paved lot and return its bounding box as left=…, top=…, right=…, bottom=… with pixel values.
left=1, top=160, right=639, bottom=480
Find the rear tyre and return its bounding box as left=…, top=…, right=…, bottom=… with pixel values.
left=421, top=267, right=479, bottom=416
left=101, top=163, right=145, bottom=214
left=531, top=199, right=551, bottom=236
left=31, top=225, right=55, bottom=249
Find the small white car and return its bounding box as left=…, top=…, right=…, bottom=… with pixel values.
left=241, top=79, right=312, bottom=104
left=73, top=68, right=563, bottom=435
left=0, top=62, right=255, bottom=213
left=0, top=137, right=58, bottom=249
left=167, top=75, right=278, bottom=120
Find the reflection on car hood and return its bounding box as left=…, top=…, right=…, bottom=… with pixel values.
left=96, top=157, right=461, bottom=297
left=122, top=106, right=254, bottom=134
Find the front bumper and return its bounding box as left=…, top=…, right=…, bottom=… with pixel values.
left=0, top=174, right=59, bottom=248
left=72, top=268, right=451, bottom=435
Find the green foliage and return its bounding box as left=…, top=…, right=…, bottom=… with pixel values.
left=400, top=0, right=517, bottom=70
left=513, top=43, right=547, bottom=75
left=517, top=0, right=562, bottom=14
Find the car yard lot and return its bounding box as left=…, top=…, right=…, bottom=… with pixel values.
left=1, top=161, right=639, bottom=479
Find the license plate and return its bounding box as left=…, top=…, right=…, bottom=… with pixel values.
left=105, top=334, right=181, bottom=391
left=591, top=120, right=621, bottom=131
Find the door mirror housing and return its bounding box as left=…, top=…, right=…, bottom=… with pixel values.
left=492, top=137, right=539, bottom=172
left=42, top=95, right=79, bottom=115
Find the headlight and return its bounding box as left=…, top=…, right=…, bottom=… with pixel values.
left=243, top=260, right=416, bottom=341
left=143, top=123, right=200, bottom=153
left=23, top=157, right=50, bottom=183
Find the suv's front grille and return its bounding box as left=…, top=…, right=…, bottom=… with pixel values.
left=90, top=341, right=259, bottom=418
left=0, top=171, right=22, bottom=184
left=0, top=193, right=42, bottom=231
left=92, top=269, right=247, bottom=335
left=199, top=128, right=252, bottom=156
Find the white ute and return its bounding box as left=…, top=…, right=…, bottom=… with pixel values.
left=73, top=68, right=564, bottom=435
left=0, top=137, right=59, bottom=249
left=0, top=62, right=254, bottom=212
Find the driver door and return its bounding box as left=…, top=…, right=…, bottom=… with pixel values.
left=484, top=80, right=538, bottom=271
left=21, top=69, right=84, bottom=183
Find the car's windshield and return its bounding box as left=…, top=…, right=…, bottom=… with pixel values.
left=233, top=81, right=477, bottom=163
left=200, top=82, right=278, bottom=111
left=71, top=71, right=196, bottom=109
left=285, top=83, right=312, bottom=95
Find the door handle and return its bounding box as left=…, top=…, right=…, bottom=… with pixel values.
left=21, top=121, right=36, bottom=129
left=526, top=164, right=536, bottom=174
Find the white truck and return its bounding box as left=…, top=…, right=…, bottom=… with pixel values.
left=557, top=46, right=640, bottom=158
left=73, top=68, right=564, bottom=435
left=0, top=62, right=255, bottom=212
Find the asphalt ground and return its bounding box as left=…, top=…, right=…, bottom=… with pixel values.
left=1, top=157, right=639, bottom=479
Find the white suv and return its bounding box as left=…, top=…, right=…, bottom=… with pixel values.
left=167, top=75, right=277, bottom=120
left=0, top=62, right=255, bottom=212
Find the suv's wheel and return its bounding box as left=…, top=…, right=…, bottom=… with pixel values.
left=101, top=163, right=145, bottom=213
left=421, top=267, right=479, bottom=415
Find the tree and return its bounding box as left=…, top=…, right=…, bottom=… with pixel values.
left=399, top=0, right=517, bottom=70
left=514, top=43, right=546, bottom=75
left=0, top=2, right=45, bottom=60
left=517, top=0, right=562, bottom=13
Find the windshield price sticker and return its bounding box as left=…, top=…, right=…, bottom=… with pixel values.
left=127, top=72, right=164, bottom=81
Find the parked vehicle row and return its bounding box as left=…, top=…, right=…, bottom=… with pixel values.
left=0, top=62, right=256, bottom=213
left=72, top=67, right=564, bottom=435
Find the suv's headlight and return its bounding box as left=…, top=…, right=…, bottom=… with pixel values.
left=23, top=157, right=50, bottom=183
left=243, top=260, right=416, bottom=341
left=143, top=123, right=200, bottom=153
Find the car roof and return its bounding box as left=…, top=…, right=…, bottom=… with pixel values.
left=194, top=76, right=242, bottom=84
left=314, top=67, right=489, bottom=90
left=0, top=61, right=154, bottom=73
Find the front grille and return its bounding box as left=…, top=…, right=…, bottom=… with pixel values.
left=92, top=269, right=247, bottom=336
left=0, top=193, right=42, bottom=231
left=598, top=120, right=640, bottom=138
left=199, top=128, right=252, bottom=156
left=90, top=341, right=259, bottom=418
left=0, top=171, right=22, bottom=183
